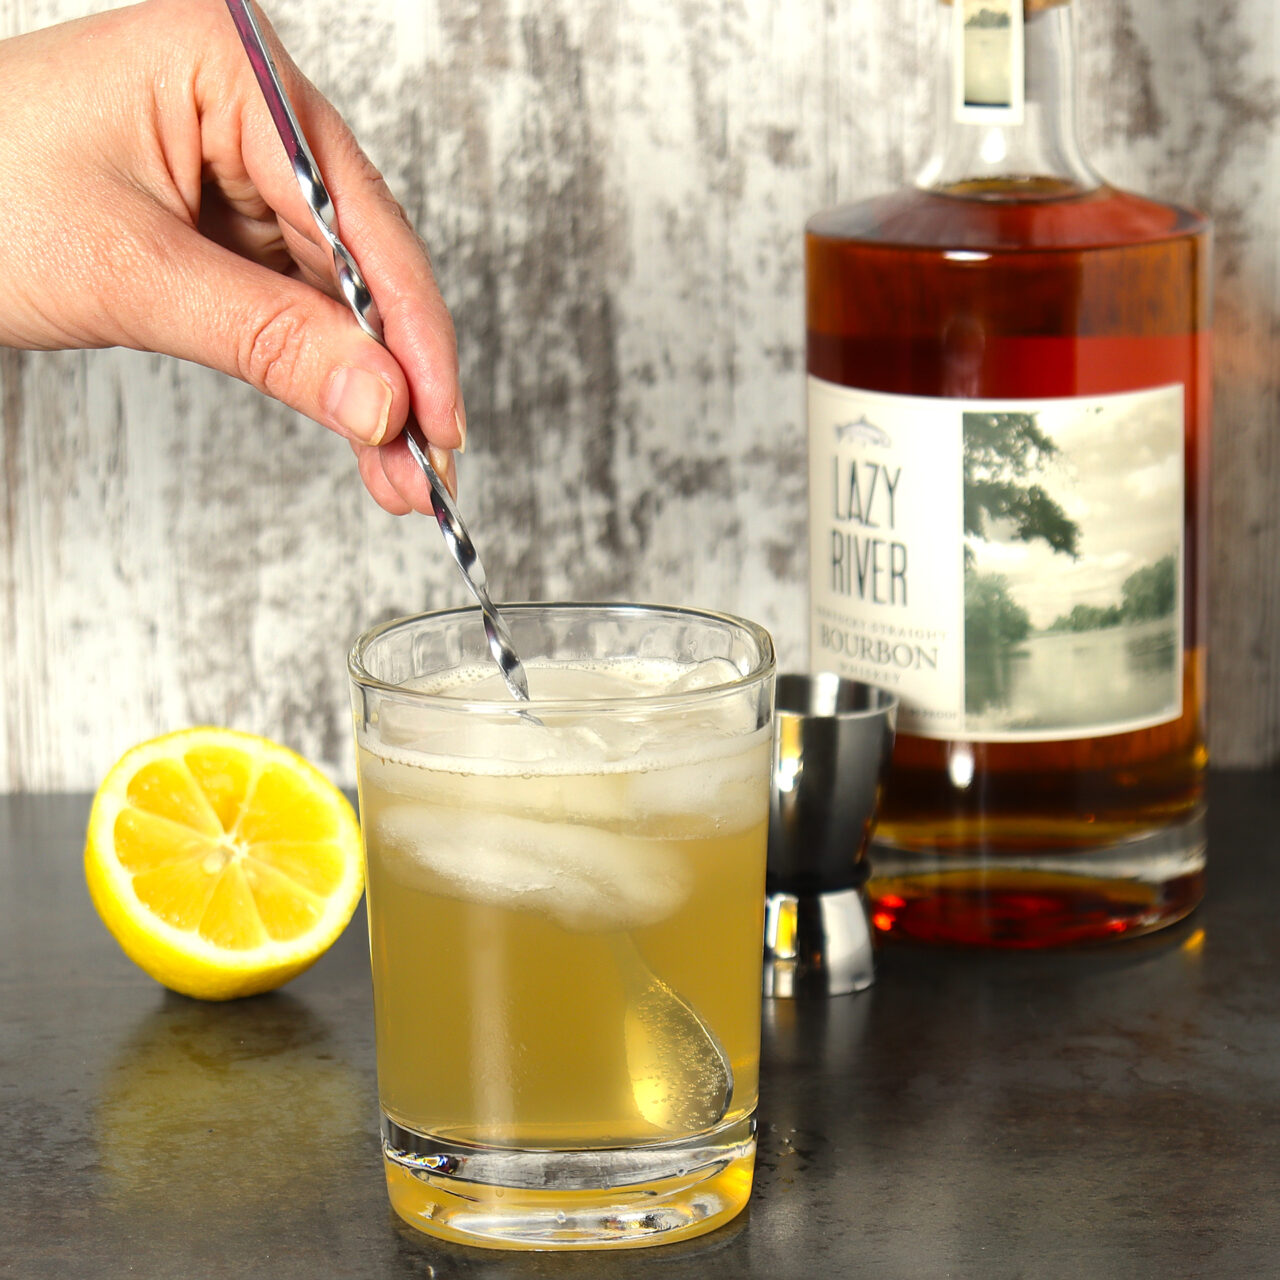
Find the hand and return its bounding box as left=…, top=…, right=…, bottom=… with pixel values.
left=0, top=0, right=462, bottom=514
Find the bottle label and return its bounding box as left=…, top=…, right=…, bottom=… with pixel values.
left=954, top=0, right=1025, bottom=126
left=807, top=378, right=1185, bottom=742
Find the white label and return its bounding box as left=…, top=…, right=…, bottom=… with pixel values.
left=808, top=379, right=1185, bottom=742
left=954, top=0, right=1025, bottom=126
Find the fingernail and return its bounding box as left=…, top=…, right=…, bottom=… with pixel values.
left=453, top=403, right=468, bottom=454
left=428, top=443, right=458, bottom=501
left=325, top=367, right=392, bottom=445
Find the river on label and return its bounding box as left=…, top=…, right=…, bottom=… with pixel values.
left=966, top=617, right=1179, bottom=737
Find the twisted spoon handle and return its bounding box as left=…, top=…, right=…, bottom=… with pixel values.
left=224, top=0, right=531, bottom=702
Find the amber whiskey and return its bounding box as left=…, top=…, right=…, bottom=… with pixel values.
left=806, top=0, right=1210, bottom=947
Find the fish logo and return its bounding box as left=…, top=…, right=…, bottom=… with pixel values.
left=834, top=415, right=892, bottom=448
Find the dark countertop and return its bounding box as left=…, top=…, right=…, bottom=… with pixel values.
left=4, top=773, right=1280, bottom=1279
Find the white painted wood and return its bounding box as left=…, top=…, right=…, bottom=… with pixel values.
left=1, top=0, right=1276, bottom=789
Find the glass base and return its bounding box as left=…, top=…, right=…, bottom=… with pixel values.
left=866, top=809, right=1206, bottom=948
left=382, top=1114, right=756, bottom=1250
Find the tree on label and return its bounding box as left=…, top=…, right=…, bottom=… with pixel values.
left=962, top=411, right=1080, bottom=566
left=962, top=411, right=1081, bottom=715
left=964, top=571, right=1032, bottom=713
left=1122, top=553, right=1177, bottom=621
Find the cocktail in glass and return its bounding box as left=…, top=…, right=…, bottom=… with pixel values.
left=348, top=603, right=775, bottom=1249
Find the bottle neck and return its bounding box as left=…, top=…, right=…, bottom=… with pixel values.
left=916, top=0, right=1100, bottom=198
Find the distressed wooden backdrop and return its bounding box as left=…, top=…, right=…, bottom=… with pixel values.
left=1, top=0, right=1277, bottom=791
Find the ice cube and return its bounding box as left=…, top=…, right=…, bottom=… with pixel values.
left=662, top=656, right=742, bottom=694
left=627, top=736, right=770, bottom=834
left=372, top=803, right=692, bottom=931
left=375, top=699, right=438, bottom=749
left=551, top=713, right=652, bottom=764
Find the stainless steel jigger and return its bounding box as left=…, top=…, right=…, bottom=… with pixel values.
left=225, top=0, right=531, bottom=703
left=764, top=673, right=898, bottom=998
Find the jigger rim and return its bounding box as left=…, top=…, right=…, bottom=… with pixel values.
left=775, top=671, right=898, bottom=720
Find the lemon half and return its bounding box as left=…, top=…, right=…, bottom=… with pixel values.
left=85, top=728, right=363, bottom=1000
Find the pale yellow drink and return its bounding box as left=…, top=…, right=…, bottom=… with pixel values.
left=351, top=638, right=774, bottom=1250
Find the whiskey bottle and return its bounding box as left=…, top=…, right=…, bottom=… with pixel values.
left=805, top=0, right=1210, bottom=947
